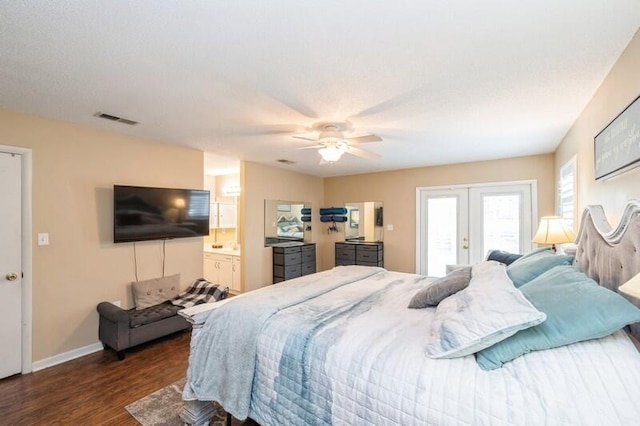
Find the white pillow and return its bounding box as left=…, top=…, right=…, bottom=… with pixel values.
left=425, top=261, right=546, bottom=359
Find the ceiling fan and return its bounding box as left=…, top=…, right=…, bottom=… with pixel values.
left=292, top=121, right=382, bottom=163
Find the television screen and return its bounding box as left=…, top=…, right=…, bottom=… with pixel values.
left=113, top=185, right=210, bottom=243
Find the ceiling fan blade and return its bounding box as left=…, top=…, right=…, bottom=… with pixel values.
left=345, top=134, right=383, bottom=144
left=292, top=135, right=318, bottom=142
left=217, top=124, right=306, bottom=136
left=297, top=145, right=324, bottom=150
left=346, top=145, right=380, bottom=160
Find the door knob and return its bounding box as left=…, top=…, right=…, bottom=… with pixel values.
left=6, top=272, right=18, bottom=281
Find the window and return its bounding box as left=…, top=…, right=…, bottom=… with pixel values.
left=188, top=191, right=210, bottom=218
left=559, top=156, right=576, bottom=231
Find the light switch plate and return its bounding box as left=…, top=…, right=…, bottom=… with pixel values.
left=386, top=224, right=394, bottom=231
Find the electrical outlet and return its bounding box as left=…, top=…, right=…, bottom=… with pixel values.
left=112, top=300, right=121, bottom=307
left=38, top=233, right=50, bottom=246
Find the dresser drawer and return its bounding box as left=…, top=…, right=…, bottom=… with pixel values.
left=300, top=244, right=316, bottom=253
left=274, top=252, right=302, bottom=265
left=356, top=250, right=382, bottom=263
left=336, top=246, right=356, bottom=261
left=301, top=250, right=315, bottom=263
left=273, top=245, right=302, bottom=255
left=273, top=264, right=302, bottom=280
left=357, top=245, right=381, bottom=253
left=357, top=260, right=381, bottom=267
left=301, top=262, right=316, bottom=276
left=335, top=258, right=356, bottom=266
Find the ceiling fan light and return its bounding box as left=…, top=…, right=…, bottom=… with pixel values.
left=319, top=147, right=345, bottom=162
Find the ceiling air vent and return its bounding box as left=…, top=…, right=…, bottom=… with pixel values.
left=94, top=112, right=139, bottom=126
left=276, top=159, right=295, bottom=165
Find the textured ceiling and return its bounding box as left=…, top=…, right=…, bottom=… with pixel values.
left=1, top=1, right=639, bottom=177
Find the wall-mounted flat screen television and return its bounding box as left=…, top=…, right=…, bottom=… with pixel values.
left=113, top=185, right=210, bottom=243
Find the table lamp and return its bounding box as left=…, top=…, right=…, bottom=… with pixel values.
left=532, top=216, right=576, bottom=252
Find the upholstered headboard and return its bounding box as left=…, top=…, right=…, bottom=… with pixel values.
left=574, top=200, right=640, bottom=289
left=574, top=200, right=640, bottom=338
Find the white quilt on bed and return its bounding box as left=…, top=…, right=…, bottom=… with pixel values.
left=246, top=269, right=640, bottom=426
left=183, top=266, right=385, bottom=419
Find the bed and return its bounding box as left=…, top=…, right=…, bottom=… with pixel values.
left=180, top=201, right=640, bottom=426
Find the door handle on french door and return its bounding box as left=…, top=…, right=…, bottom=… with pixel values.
left=462, top=237, right=469, bottom=250
left=5, top=272, right=18, bottom=281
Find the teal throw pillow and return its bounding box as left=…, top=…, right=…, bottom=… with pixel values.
left=515, top=246, right=552, bottom=260
left=506, top=250, right=573, bottom=287
left=476, top=265, right=640, bottom=370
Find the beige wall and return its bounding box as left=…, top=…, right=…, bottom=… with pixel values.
left=0, top=108, right=204, bottom=362
left=240, top=161, right=324, bottom=291
left=555, top=29, right=640, bottom=225
left=324, top=154, right=555, bottom=273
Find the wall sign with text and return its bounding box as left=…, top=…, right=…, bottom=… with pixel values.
left=594, top=95, right=640, bottom=180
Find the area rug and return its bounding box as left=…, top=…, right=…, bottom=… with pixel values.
left=125, top=378, right=246, bottom=426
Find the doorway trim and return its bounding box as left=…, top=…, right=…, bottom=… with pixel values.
left=0, top=144, right=33, bottom=374
left=415, top=180, right=538, bottom=274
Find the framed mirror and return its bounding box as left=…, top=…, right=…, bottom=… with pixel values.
left=264, top=199, right=312, bottom=246
left=345, top=201, right=383, bottom=242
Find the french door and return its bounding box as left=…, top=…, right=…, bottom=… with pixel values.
left=416, top=182, right=535, bottom=276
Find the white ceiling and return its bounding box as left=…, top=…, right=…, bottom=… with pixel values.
left=1, top=2, right=639, bottom=177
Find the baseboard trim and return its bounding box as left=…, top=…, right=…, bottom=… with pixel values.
left=32, top=341, right=104, bottom=372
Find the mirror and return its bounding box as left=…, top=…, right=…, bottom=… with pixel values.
left=264, top=199, right=312, bottom=246
left=345, top=201, right=383, bottom=242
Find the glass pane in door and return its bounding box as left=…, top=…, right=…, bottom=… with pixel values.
left=482, top=194, right=520, bottom=255
left=427, top=197, right=458, bottom=276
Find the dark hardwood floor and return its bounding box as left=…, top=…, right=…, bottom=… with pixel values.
left=0, top=330, right=191, bottom=425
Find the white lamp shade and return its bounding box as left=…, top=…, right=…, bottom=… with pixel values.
left=619, top=273, right=640, bottom=299
left=319, top=146, right=345, bottom=162
left=532, top=216, right=576, bottom=245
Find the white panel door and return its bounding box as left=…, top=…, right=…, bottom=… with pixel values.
left=418, top=188, right=469, bottom=276
left=0, top=152, right=22, bottom=378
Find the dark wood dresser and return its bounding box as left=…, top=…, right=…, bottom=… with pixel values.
left=335, top=241, right=384, bottom=267
left=272, top=242, right=316, bottom=283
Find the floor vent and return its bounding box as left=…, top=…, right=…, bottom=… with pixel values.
left=94, top=112, right=139, bottom=125
left=276, top=159, right=295, bottom=165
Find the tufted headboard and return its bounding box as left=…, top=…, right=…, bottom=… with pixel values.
left=574, top=200, right=640, bottom=339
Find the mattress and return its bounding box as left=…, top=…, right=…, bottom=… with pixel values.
left=247, top=269, right=640, bottom=425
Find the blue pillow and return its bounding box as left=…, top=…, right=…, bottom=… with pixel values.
left=486, top=249, right=523, bottom=265
left=476, top=265, right=640, bottom=370
left=506, top=250, right=573, bottom=287
left=514, top=246, right=552, bottom=261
